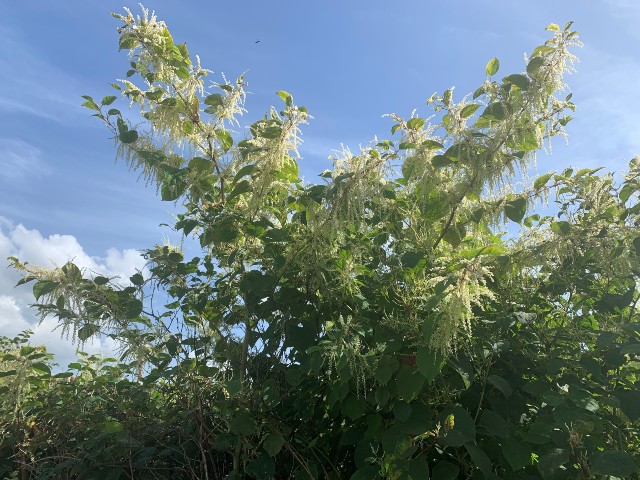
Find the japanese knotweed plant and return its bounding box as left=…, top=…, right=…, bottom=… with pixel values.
left=11, top=11, right=640, bottom=480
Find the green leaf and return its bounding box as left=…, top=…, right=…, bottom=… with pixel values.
left=393, top=402, right=412, bottom=422
left=230, top=412, right=256, bottom=436
left=375, top=356, right=398, bottom=385
left=431, top=155, right=455, bottom=168
left=33, top=280, right=58, bottom=300
left=234, top=164, right=256, bottom=182
left=204, top=93, right=224, bottom=108
left=487, top=374, right=512, bottom=397
left=119, top=130, right=138, bottom=144
left=406, top=117, right=425, bottom=130
left=188, top=156, right=212, bottom=173
left=504, top=197, right=527, bottom=223
left=537, top=448, right=569, bottom=479
left=395, top=365, right=425, bottom=401
left=465, top=443, right=492, bottom=478
left=551, top=220, right=571, bottom=235
left=460, top=104, right=480, bottom=118
left=501, top=440, right=531, bottom=471
left=416, top=348, right=445, bottom=381
left=401, top=251, right=423, bottom=268
left=119, top=34, right=135, bottom=50
left=350, top=466, right=380, bottom=480
left=215, top=129, right=234, bottom=152
left=442, top=406, right=476, bottom=447
left=246, top=452, right=275, bottom=480
left=262, top=433, right=285, bottom=457
left=479, top=410, right=509, bottom=438
left=431, top=460, right=459, bottom=480
left=504, top=74, right=530, bottom=90
left=101, top=95, right=117, bottom=106
left=614, top=389, right=640, bottom=421
left=130, top=273, right=144, bottom=286
left=527, top=56, right=545, bottom=76
left=443, top=222, right=466, bottom=247
left=0, top=370, right=17, bottom=378
left=534, top=172, right=553, bottom=190
left=31, top=362, right=51, bottom=375
left=81, top=95, right=100, bottom=111
left=78, top=324, right=100, bottom=341
left=591, top=450, right=638, bottom=477
left=486, top=58, right=500, bottom=76
left=228, top=180, right=251, bottom=200
left=276, top=90, right=293, bottom=107
left=546, top=23, right=560, bottom=31
left=480, top=102, right=506, bottom=121
left=259, top=126, right=282, bottom=140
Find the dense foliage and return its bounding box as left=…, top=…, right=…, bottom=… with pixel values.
left=2, top=8, right=640, bottom=479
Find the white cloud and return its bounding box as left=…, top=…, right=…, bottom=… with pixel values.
left=0, top=218, right=146, bottom=369
left=0, top=25, right=86, bottom=123
left=0, top=138, right=51, bottom=181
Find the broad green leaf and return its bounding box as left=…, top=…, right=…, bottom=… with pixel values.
left=215, top=129, right=234, bottom=152
left=262, top=433, right=285, bottom=457
left=479, top=102, right=506, bottom=122
left=465, top=443, right=492, bottom=478
left=276, top=90, right=293, bottom=106
left=101, top=95, right=117, bottom=106
left=591, top=450, right=638, bottom=477
left=460, top=104, right=480, bottom=118
left=234, top=164, right=256, bottom=182
left=119, top=130, right=138, bottom=144
left=416, top=348, right=445, bottom=381
left=246, top=453, right=275, bottom=480
left=230, top=412, right=256, bottom=436
left=442, top=406, right=476, bottom=447
left=501, top=440, right=531, bottom=471
left=393, top=402, right=412, bottom=422
left=350, top=466, right=380, bottom=480
left=78, top=324, right=100, bottom=341
left=479, top=410, right=509, bottom=438
left=31, top=362, right=51, bottom=375
left=401, top=251, right=423, bottom=268
left=204, top=93, right=223, bottom=108
left=33, top=280, right=58, bottom=300
left=188, top=156, right=212, bottom=173
left=527, top=56, right=545, bottom=76
left=406, top=117, right=425, bottom=130
left=431, top=460, right=459, bottom=480
left=228, top=180, right=251, bottom=200
left=130, top=273, right=144, bottom=286
left=504, top=197, right=526, bottom=223
left=504, top=74, right=531, bottom=90
left=431, top=154, right=455, bottom=168
left=395, top=365, right=425, bottom=401
left=486, top=57, right=500, bottom=76
left=487, top=374, right=512, bottom=397
left=534, top=172, right=553, bottom=189
left=614, top=389, right=640, bottom=421
left=551, top=220, right=571, bottom=235
left=537, top=448, right=569, bottom=478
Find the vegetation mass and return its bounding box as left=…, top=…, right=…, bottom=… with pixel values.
left=2, top=7, right=639, bottom=479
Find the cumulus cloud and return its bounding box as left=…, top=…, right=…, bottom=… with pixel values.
left=0, top=218, right=145, bottom=369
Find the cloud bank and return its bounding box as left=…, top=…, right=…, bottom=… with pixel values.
left=0, top=218, right=146, bottom=369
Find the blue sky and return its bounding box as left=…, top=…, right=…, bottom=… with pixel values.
left=1, top=0, right=639, bottom=364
